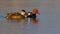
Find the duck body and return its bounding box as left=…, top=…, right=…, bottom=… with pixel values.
left=6, top=13, right=25, bottom=20
left=6, top=10, right=27, bottom=20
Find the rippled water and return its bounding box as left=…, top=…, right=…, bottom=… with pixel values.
left=0, top=0, right=60, bottom=34
left=0, top=14, right=41, bottom=34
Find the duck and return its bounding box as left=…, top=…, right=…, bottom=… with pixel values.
left=6, top=10, right=26, bottom=20
left=27, top=8, right=40, bottom=19
left=6, top=8, right=40, bottom=20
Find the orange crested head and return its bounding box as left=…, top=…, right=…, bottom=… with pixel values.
left=33, top=8, right=40, bottom=15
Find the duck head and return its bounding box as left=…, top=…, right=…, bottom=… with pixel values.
left=33, top=8, right=40, bottom=15
left=20, top=10, right=27, bottom=17
left=20, top=10, right=26, bottom=15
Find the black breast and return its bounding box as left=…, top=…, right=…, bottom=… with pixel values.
left=27, top=12, right=36, bottom=18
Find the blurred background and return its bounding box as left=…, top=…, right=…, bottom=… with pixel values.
left=0, top=0, right=60, bottom=34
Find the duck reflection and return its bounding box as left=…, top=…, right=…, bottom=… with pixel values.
left=6, top=18, right=27, bottom=24
left=7, top=18, right=39, bottom=24
left=33, top=18, right=39, bottom=24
